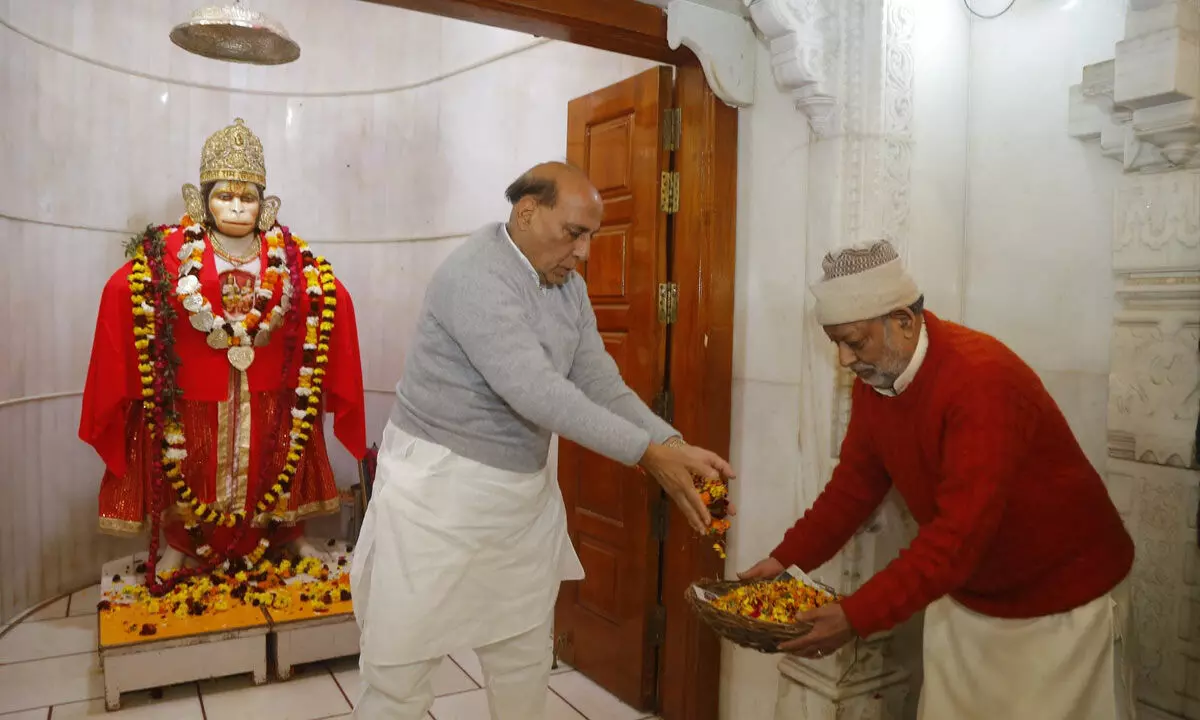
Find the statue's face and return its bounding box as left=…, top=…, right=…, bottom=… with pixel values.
left=208, top=181, right=261, bottom=237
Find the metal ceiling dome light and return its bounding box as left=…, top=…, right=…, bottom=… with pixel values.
left=170, top=0, right=301, bottom=66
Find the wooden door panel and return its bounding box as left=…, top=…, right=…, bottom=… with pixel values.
left=576, top=539, right=621, bottom=620
left=585, top=118, right=634, bottom=191
left=583, top=229, right=629, bottom=297
left=556, top=65, right=672, bottom=711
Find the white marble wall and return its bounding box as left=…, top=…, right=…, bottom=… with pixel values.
left=721, top=1, right=970, bottom=718
left=963, top=0, right=1127, bottom=470
left=722, top=38, right=813, bottom=720
left=0, top=0, right=653, bottom=623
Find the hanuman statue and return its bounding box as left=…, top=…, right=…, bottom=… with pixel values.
left=80, top=119, right=366, bottom=578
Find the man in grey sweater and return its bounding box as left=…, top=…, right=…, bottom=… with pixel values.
left=350, top=162, right=736, bottom=720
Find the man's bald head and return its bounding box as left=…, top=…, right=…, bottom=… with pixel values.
left=504, top=162, right=600, bottom=209
left=504, top=162, right=603, bottom=287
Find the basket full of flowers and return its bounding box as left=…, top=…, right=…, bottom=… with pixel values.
left=686, top=568, right=840, bottom=653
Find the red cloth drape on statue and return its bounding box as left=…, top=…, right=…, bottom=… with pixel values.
left=79, top=227, right=366, bottom=557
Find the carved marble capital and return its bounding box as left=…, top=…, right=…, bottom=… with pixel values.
left=1069, top=0, right=1200, bottom=172
left=746, top=0, right=840, bottom=135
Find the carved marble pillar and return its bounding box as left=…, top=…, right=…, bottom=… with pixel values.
left=746, top=0, right=919, bottom=717
left=1069, top=1, right=1200, bottom=716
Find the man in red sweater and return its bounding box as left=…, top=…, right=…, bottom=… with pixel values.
left=739, top=240, right=1137, bottom=719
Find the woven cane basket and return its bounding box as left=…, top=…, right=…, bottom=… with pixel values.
left=686, top=578, right=832, bottom=654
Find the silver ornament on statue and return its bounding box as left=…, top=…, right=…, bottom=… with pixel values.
left=183, top=293, right=207, bottom=314
left=227, top=345, right=255, bottom=372
left=207, top=327, right=231, bottom=350
left=189, top=310, right=215, bottom=332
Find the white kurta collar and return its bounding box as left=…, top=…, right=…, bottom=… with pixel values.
left=502, top=223, right=545, bottom=292
left=873, top=322, right=929, bottom=397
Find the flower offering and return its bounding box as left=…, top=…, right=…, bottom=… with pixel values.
left=697, top=475, right=731, bottom=559
left=711, top=578, right=837, bottom=625
left=100, top=555, right=353, bottom=638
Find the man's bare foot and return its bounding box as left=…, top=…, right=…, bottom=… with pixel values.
left=288, top=536, right=330, bottom=566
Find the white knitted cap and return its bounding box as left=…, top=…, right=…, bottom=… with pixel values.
left=811, top=239, right=921, bottom=325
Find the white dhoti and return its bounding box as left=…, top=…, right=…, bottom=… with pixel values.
left=350, top=422, right=585, bottom=720
left=918, top=579, right=1136, bottom=720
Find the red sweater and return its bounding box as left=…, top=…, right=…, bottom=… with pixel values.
left=772, top=313, right=1134, bottom=638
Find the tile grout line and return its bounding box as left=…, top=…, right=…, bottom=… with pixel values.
left=448, top=655, right=481, bottom=690
left=2, top=701, right=64, bottom=718
left=22, top=612, right=93, bottom=625
left=197, top=680, right=208, bottom=720
left=547, top=673, right=657, bottom=720
left=431, top=686, right=485, bottom=701
left=0, top=648, right=97, bottom=667
left=327, top=662, right=355, bottom=710
left=548, top=685, right=590, bottom=720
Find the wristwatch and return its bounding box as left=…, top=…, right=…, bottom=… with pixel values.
left=664, top=436, right=687, bottom=449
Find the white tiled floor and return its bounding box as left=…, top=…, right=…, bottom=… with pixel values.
left=22, top=597, right=68, bottom=623
left=0, top=586, right=660, bottom=720
left=67, top=585, right=103, bottom=617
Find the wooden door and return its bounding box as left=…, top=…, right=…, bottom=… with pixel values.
left=555, top=66, right=673, bottom=711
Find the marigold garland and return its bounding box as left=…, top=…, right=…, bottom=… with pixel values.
left=160, top=247, right=334, bottom=534
left=127, top=222, right=339, bottom=592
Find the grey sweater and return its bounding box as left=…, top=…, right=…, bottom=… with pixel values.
left=391, top=222, right=678, bottom=473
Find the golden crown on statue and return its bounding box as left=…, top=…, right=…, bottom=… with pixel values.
left=199, top=118, right=267, bottom=186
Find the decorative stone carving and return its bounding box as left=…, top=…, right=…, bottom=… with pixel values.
left=675, top=0, right=921, bottom=712
left=821, top=0, right=916, bottom=453
left=1069, top=5, right=1200, bottom=715
left=1113, top=170, right=1200, bottom=272
left=1106, top=458, right=1199, bottom=715
left=662, top=0, right=758, bottom=107
left=1069, top=1, right=1200, bottom=172
left=878, top=1, right=916, bottom=252
left=1107, top=171, right=1200, bottom=471
left=772, top=504, right=912, bottom=719
left=746, top=0, right=841, bottom=135
left=766, top=2, right=919, bottom=714
left=775, top=644, right=909, bottom=720
left=1109, top=314, right=1200, bottom=468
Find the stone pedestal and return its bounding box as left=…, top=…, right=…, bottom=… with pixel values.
left=272, top=612, right=359, bottom=681
left=97, top=554, right=271, bottom=711
left=774, top=637, right=909, bottom=720
left=97, top=542, right=363, bottom=708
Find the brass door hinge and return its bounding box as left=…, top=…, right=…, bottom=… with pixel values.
left=657, top=282, right=678, bottom=324
left=659, top=171, right=680, bottom=214
left=662, top=107, right=681, bottom=151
